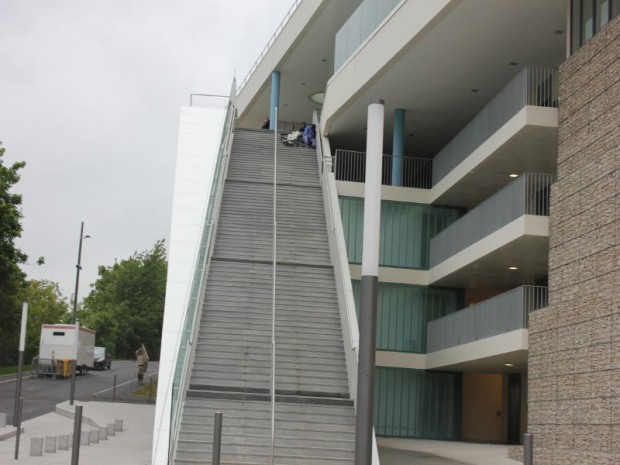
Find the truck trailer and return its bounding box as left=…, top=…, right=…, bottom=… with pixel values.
left=34, top=324, right=96, bottom=377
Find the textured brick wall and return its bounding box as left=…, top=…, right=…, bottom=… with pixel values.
left=527, top=15, right=620, bottom=465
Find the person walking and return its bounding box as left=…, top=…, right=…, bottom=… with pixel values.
left=135, top=344, right=149, bottom=382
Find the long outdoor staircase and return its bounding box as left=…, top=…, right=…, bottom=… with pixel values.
left=174, top=128, right=356, bottom=464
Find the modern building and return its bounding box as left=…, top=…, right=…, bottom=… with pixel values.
left=154, top=1, right=620, bottom=464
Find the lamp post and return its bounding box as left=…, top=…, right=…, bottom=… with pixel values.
left=69, top=221, right=90, bottom=406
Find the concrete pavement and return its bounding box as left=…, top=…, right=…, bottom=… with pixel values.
left=1, top=400, right=522, bottom=465
left=378, top=437, right=521, bottom=465
left=0, top=401, right=154, bottom=465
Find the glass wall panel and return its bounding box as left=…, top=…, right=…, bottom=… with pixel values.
left=339, top=196, right=461, bottom=269
left=334, top=0, right=402, bottom=71
left=571, top=0, right=619, bottom=53
left=598, top=0, right=610, bottom=28
left=583, top=0, right=595, bottom=41
left=351, top=281, right=463, bottom=353
left=374, top=367, right=462, bottom=439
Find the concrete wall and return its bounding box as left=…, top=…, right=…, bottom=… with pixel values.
left=527, top=14, right=620, bottom=465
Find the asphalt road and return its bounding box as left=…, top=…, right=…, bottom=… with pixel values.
left=0, top=360, right=158, bottom=424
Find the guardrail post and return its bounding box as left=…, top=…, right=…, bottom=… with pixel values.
left=524, top=433, right=533, bottom=465
left=112, top=375, right=117, bottom=402
left=71, top=405, right=83, bottom=465
left=14, top=397, right=23, bottom=459
left=212, top=412, right=223, bottom=465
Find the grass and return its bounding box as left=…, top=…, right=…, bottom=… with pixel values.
left=130, top=378, right=158, bottom=398
left=0, top=364, right=32, bottom=376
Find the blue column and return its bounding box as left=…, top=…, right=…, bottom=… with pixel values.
left=269, top=71, right=280, bottom=130
left=392, top=108, right=405, bottom=186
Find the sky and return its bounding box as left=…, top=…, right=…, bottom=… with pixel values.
left=0, top=0, right=294, bottom=300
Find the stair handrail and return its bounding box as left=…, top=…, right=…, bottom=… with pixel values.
left=269, top=107, right=278, bottom=465
left=313, top=110, right=380, bottom=465
left=166, top=80, right=238, bottom=463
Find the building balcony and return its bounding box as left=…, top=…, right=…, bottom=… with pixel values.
left=426, top=285, right=548, bottom=371
left=430, top=66, right=558, bottom=208
left=334, top=149, right=432, bottom=189
left=429, top=173, right=555, bottom=288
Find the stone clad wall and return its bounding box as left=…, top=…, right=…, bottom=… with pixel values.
left=527, top=15, right=620, bottom=465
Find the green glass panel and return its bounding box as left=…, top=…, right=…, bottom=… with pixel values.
left=351, top=281, right=462, bottom=353
left=339, top=197, right=461, bottom=269
left=374, top=367, right=462, bottom=439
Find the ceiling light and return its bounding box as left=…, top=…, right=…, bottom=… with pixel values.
left=509, top=173, right=519, bottom=178
left=505, top=363, right=515, bottom=367
left=508, top=266, right=518, bottom=270
left=310, top=92, right=325, bottom=104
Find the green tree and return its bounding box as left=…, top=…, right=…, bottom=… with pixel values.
left=0, top=142, right=27, bottom=365
left=19, top=280, right=70, bottom=362
left=80, top=240, right=167, bottom=360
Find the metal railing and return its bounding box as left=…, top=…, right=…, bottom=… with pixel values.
left=432, top=66, right=558, bottom=185
left=427, top=285, right=548, bottom=352
left=269, top=108, right=278, bottom=465
left=237, top=0, right=303, bottom=93
left=333, top=149, right=432, bottom=189
left=429, top=173, right=556, bottom=267
left=167, top=88, right=237, bottom=462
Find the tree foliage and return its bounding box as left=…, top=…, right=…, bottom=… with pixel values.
left=79, top=240, right=167, bottom=360
left=0, top=142, right=27, bottom=365
left=19, top=280, right=70, bottom=361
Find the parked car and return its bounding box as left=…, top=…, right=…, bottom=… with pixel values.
left=93, top=346, right=112, bottom=370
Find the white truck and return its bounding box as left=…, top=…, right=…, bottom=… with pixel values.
left=34, top=324, right=96, bottom=377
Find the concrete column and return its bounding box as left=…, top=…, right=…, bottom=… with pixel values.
left=354, top=99, right=384, bottom=465
left=269, top=71, right=280, bottom=130
left=391, top=108, right=405, bottom=186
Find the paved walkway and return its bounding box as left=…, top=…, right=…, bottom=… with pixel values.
left=1, top=401, right=522, bottom=465
left=378, top=438, right=521, bottom=465
left=0, top=401, right=154, bottom=464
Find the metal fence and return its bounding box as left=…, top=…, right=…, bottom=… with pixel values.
left=429, top=173, right=556, bottom=267
left=432, top=66, right=558, bottom=185
left=333, top=149, right=432, bottom=188
left=427, top=285, right=548, bottom=352
left=237, top=0, right=303, bottom=93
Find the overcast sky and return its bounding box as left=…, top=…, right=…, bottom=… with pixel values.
left=0, top=0, right=294, bottom=300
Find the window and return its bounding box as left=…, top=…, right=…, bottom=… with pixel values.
left=571, top=0, right=620, bottom=53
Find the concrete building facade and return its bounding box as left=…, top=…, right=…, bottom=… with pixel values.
left=154, top=2, right=620, bottom=463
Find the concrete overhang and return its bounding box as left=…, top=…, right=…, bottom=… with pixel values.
left=322, top=0, right=566, bottom=159
left=429, top=215, right=549, bottom=289
left=375, top=329, right=529, bottom=373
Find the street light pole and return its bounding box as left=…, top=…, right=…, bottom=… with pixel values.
left=69, top=221, right=89, bottom=406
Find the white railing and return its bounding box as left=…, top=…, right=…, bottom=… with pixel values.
left=237, top=0, right=304, bottom=93
left=313, top=111, right=380, bottom=465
